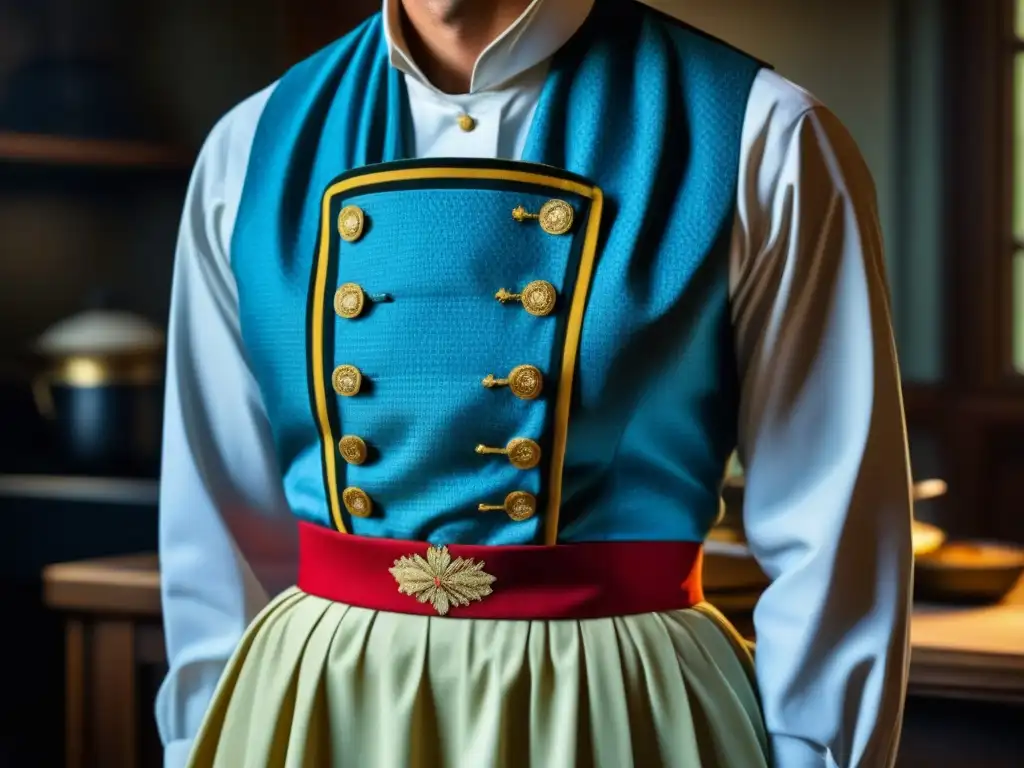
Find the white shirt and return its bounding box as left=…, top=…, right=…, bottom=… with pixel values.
left=156, top=2, right=913, bottom=767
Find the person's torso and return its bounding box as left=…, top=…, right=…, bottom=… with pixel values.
left=230, top=0, right=763, bottom=546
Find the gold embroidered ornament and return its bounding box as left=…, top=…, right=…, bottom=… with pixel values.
left=389, top=546, right=496, bottom=616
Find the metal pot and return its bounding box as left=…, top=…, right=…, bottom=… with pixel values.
left=32, top=310, right=165, bottom=475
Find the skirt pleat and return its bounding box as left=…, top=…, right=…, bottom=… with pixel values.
left=188, top=588, right=769, bottom=768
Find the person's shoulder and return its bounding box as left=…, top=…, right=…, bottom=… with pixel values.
left=184, top=81, right=278, bottom=203
left=747, top=68, right=862, bottom=164
left=749, top=68, right=828, bottom=127
left=204, top=83, right=278, bottom=168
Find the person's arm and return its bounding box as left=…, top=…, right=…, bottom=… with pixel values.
left=731, top=71, right=913, bottom=768
left=155, top=86, right=296, bottom=768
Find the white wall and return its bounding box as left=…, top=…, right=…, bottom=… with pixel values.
left=645, top=0, right=943, bottom=382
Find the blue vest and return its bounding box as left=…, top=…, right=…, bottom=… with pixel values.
left=232, top=0, right=764, bottom=546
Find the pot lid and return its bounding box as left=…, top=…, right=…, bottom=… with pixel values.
left=35, top=310, right=165, bottom=356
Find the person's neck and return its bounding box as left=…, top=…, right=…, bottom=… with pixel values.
left=399, top=0, right=534, bottom=93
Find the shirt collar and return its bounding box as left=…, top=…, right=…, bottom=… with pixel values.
left=382, top=0, right=595, bottom=94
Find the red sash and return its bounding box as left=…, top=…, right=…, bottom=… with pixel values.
left=297, top=521, right=704, bottom=620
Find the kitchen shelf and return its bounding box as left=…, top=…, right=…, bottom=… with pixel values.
left=0, top=131, right=191, bottom=170
left=0, top=474, right=158, bottom=506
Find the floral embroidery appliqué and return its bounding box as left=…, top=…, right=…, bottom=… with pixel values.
left=389, top=546, right=496, bottom=616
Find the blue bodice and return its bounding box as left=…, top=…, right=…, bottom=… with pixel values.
left=231, top=0, right=764, bottom=545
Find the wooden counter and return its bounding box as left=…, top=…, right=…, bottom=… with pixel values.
left=43, top=555, right=163, bottom=768
left=42, top=555, right=1024, bottom=767
left=910, top=575, right=1024, bottom=703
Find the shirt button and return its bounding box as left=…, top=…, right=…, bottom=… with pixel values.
left=457, top=113, right=477, bottom=132
left=338, top=205, right=365, bottom=242
left=343, top=487, right=373, bottom=518
left=334, top=283, right=366, bottom=319
left=332, top=364, right=363, bottom=396
left=338, top=435, right=369, bottom=465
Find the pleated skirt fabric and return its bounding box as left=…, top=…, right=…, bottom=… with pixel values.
left=187, top=587, right=769, bottom=768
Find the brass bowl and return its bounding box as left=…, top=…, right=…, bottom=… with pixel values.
left=914, top=541, right=1024, bottom=605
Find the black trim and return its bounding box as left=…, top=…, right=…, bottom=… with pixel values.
left=321, top=157, right=600, bottom=196
left=330, top=176, right=596, bottom=203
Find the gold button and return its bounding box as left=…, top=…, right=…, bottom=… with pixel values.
left=520, top=281, right=557, bottom=316
left=494, top=280, right=557, bottom=317
left=507, top=364, right=542, bottom=400
left=338, top=435, right=368, bottom=465
left=334, top=283, right=366, bottom=319
left=539, top=200, right=573, bottom=235
left=332, top=364, right=363, bottom=396
left=478, top=491, right=537, bottom=522
left=457, top=113, right=476, bottom=132
left=505, top=491, right=536, bottom=521
left=475, top=438, right=542, bottom=470
left=338, top=205, right=365, bottom=242
left=343, top=486, right=373, bottom=518
left=482, top=364, right=543, bottom=400
left=506, top=438, right=541, bottom=469
left=511, top=199, right=574, bottom=236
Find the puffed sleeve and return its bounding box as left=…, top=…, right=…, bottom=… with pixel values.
left=730, top=70, right=914, bottom=768
left=154, top=85, right=298, bottom=768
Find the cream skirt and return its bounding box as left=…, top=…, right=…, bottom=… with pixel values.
left=188, top=588, right=768, bottom=768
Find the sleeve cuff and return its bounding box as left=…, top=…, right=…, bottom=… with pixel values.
left=771, top=734, right=838, bottom=768
left=164, top=738, right=194, bottom=768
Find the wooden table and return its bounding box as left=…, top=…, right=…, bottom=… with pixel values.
left=43, top=555, right=163, bottom=768
left=42, top=555, right=1024, bottom=768
left=909, top=575, right=1024, bottom=703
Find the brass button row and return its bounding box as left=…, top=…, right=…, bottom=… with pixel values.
left=334, top=363, right=547, bottom=401
left=512, top=199, right=574, bottom=236
left=481, top=205, right=568, bottom=522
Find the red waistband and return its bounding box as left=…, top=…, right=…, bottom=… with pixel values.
left=297, top=522, right=705, bottom=620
